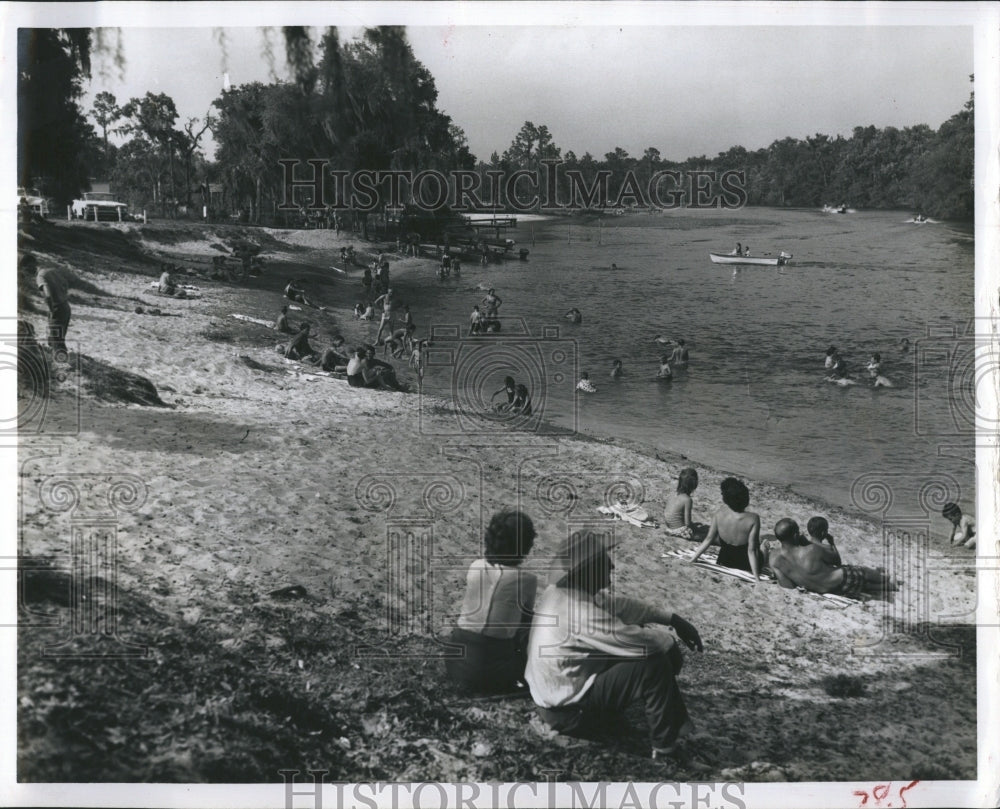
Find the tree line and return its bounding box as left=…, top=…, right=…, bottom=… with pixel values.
left=18, top=28, right=973, bottom=221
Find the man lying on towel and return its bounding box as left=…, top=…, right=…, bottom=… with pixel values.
left=766, top=518, right=898, bottom=599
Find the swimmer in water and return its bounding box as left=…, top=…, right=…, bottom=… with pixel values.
left=564, top=307, right=582, bottom=324
left=899, top=338, right=910, bottom=354
left=611, top=263, right=618, bottom=271
left=576, top=372, right=597, bottom=393
left=657, top=356, right=673, bottom=380
left=866, top=352, right=894, bottom=388
left=669, top=339, right=689, bottom=367
left=824, top=346, right=839, bottom=371
left=610, top=359, right=623, bottom=379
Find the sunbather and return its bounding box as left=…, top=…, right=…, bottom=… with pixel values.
left=689, top=477, right=762, bottom=579
left=663, top=468, right=708, bottom=541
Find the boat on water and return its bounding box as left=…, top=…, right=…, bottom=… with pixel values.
left=709, top=251, right=793, bottom=266
left=821, top=204, right=854, bottom=214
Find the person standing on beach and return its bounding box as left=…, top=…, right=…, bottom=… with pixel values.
left=29, top=255, right=71, bottom=356
left=470, top=305, right=483, bottom=335
left=689, top=477, right=762, bottom=579
left=766, top=519, right=898, bottom=598
left=373, top=288, right=397, bottom=344
left=525, top=531, right=703, bottom=761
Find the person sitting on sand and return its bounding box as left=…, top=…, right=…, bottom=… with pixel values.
left=284, top=280, right=312, bottom=307
left=346, top=346, right=397, bottom=390
left=663, top=468, right=708, bottom=541
left=365, top=345, right=405, bottom=390
left=576, top=372, right=597, bottom=393
left=282, top=322, right=319, bottom=362
left=525, top=531, right=703, bottom=761
left=669, top=340, right=689, bottom=367
left=274, top=305, right=296, bottom=334
left=610, top=359, right=623, bottom=379
left=158, top=265, right=177, bottom=296
left=766, top=518, right=898, bottom=598
left=565, top=307, right=582, bottom=324
left=805, top=516, right=841, bottom=565
left=446, top=509, right=538, bottom=694
left=490, top=376, right=517, bottom=411
left=942, top=502, right=976, bottom=549
left=689, top=477, right=763, bottom=579
left=309, top=343, right=350, bottom=373
left=657, top=356, right=673, bottom=380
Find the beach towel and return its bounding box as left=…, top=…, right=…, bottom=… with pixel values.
left=597, top=504, right=660, bottom=529
left=661, top=549, right=855, bottom=606
left=230, top=314, right=274, bottom=327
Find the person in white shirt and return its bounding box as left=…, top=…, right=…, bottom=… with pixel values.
left=445, top=510, right=538, bottom=693
left=576, top=372, right=597, bottom=393
left=525, top=531, right=702, bottom=759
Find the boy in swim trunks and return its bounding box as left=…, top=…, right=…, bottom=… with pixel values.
left=767, top=518, right=898, bottom=598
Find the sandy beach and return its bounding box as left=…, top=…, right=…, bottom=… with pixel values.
left=15, top=218, right=978, bottom=785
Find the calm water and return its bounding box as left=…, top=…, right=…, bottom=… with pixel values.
left=403, top=207, right=976, bottom=516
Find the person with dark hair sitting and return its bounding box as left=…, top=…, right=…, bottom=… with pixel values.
left=446, top=510, right=538, bottom=693
left=274, top=305, right=296, bottom=334
left=525, top=531, right=703, bottom=761
left=663, top=467, right=707, bottom=541
left=280, top=322, right=318, bottom=362
left=689, top=476, right=763, bottom=579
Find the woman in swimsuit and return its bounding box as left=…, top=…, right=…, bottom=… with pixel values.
left=689, top=477, right=762, bottom=579
left=663, top=468, right=707, bottom=540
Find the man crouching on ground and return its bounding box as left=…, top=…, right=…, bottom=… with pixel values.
left=524, top=531, right=703, bottom=760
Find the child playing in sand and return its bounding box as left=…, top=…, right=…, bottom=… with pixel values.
left=445, top=509, right=537, bottom=693
left=942, top=502, right=976, bottom=549
left=663, top=468, right=707, bottom=540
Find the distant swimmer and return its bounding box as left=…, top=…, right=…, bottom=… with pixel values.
left=611, top=263, right=618, bottom=271
left=653, top=335, right=674, bottom=345
left=668, top=339, right=689, bottom=366
left=824, top=346, right=839, bottom=370
left=610, top=359, right=623, bottom=379
left=899, top=338, right=910, bottom=354
left=866, top=352, right=894, bottom=388
left=576, top=372, right=597, bottom=393
left=564, top=307, right=582, bottom=324
left=826, top=355, right=856, bottom=385
left=657, top=356, right=673, bottom=380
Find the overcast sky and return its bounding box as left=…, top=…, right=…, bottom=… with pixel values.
left=78, top=22, right=973, bottom=164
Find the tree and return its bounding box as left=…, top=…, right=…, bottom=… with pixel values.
left=119, top=92, right=182, bottom=215
left=91, top=90, right=119, bottom=156
left=17, top=29, right=94, bottom=204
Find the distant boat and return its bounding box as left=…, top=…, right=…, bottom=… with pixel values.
left=822, top=204, right=854, bottom=214
left=710, top=251, right=793, bottom=266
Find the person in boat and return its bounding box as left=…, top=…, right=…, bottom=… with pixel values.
left=669, top=339, right=689, bottom=367
left=490, top=376, right=517, bottom=412
left=689, top=477, right=763, bottom=579
left=657, top=356, right=673, bottom=380
left=446, top=509, right=538, bottom=694
left=743, top=245, right=751, bottom=257
left=610, top=359, right=623, bottom=379
left=524, top=530, right=703, bottom=761
left=576, top=372, right=597, bottom=393
left=731, top=243, right=742, bottom=256
left=942, top=502, right=976, bottom=549
left=663, top=468, right=708, bottom=541
left=766, top=518, right=898, bottom=598
left=564, top=307, right=582, bottom=324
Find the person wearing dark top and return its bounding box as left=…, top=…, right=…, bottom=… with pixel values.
left=689, top=477, right=763, bottom=579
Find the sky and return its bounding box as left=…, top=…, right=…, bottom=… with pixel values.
left=77, top=22, right=973, bottom=164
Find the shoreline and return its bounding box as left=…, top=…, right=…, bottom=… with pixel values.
left=14, top=218, right=978, bottom=782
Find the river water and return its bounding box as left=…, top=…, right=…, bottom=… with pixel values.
left=404, top=206, right=976, bottom=518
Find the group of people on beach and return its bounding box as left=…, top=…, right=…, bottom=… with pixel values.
left=469, top=288, right=502, bottom=335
